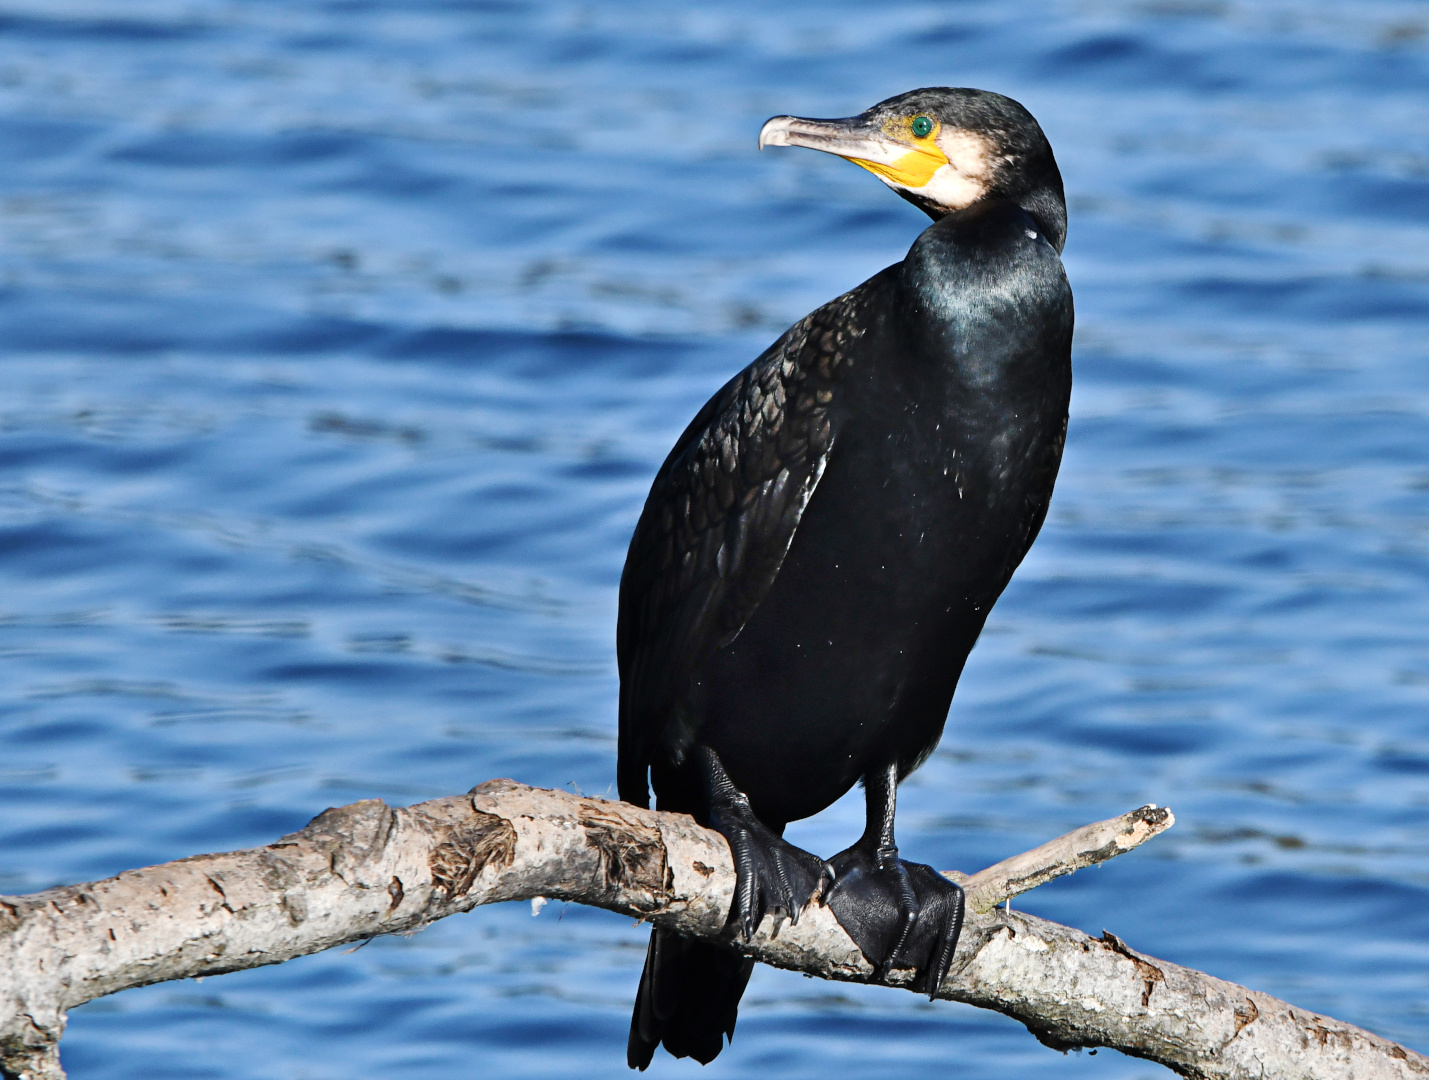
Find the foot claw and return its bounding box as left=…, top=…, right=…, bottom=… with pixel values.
left=713, top=799, right=825, bottom=942
left=811, top=861, right=836, bottom=907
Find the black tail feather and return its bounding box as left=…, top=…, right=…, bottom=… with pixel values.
left=627, top=927, right=754, bottom=1070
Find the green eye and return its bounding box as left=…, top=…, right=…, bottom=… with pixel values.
left=911, top=115, right=934, bottom=138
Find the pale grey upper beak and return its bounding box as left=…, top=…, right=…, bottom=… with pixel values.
left=757, top=114, right=907, bottom=166
left=758, top=115, right=819, bottom=150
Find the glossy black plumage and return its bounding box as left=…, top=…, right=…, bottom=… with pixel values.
left=618, top=87, right=1073, bottom=1068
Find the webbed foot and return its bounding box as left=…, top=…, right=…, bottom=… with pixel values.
left=826, top=843, right=965, bottom=998
left=709, top=791, right=831, bottom=941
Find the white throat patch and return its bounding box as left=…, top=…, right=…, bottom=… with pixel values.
left=898, top=129, right=994, bottom=212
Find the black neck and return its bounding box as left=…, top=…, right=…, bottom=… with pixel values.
left=1018, top=185, right=1067, bottom=254
left=896, top=184, right=1067, bottom=254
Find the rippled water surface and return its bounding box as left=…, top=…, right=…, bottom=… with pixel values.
left=4, top=1, right=1429, bottom=1076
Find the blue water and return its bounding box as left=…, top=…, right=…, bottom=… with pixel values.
left=3, top=1, right=1429, bottom=1076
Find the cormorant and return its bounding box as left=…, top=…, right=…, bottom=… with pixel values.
left=618, top=87, right=1072, bottom=1068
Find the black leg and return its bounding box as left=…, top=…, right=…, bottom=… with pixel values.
left=694, top=745, right=831, bottom=941
left=826, top=762, right=965, bottom=998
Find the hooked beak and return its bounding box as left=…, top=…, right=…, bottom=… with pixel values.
left=758, top=114, right=950, bottom=190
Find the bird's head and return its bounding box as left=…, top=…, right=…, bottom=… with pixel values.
left=759, top=87, right=1065, bottom=251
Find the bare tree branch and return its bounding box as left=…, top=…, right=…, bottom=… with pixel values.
left=1, top=781, right=1421, bottom=1080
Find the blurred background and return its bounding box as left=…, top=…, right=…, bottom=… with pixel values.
left=2, top=1, right=1429, bottom=1077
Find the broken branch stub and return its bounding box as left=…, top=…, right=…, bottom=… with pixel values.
left=1, top=782, right=1423, bottom=1080
left=957, top=803, right=1174, bottom=913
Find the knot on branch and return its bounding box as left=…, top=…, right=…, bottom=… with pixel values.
left=286, top=798, right=398, bottom=888
left=429, top=811, right=516, bottom=901
left=579, top=805, right=672, bottom=910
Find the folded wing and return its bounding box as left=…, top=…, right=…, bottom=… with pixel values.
left=616, top=286, right=874, bottom=805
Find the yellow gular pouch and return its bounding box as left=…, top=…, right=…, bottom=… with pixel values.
left=847, top=117, right=948, bottom=189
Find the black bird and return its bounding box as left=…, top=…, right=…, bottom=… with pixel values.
left=618, top=87, right=1073, bottom=1068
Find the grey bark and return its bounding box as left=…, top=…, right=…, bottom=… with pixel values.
left=0, top=781, right=1421, bottom=1080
